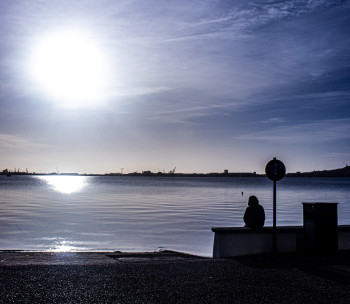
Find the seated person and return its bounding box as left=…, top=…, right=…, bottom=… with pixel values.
left=244, top=195, right=265, bottom=228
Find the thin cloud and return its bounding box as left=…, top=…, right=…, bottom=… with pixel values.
left=235, top=118, right=350, bottom=143
left=256, top=117, right=287, bottom=124
left=165, top=0, right=340, bottom=41
left=112, top=86, right=170, bottom=97
left=0, top=133, right=50, bottom=151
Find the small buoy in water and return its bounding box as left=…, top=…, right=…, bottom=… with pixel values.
left=241, top=192, right=243, bottom=196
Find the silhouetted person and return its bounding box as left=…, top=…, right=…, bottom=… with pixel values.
left=244, top=195, right=265, bottom=228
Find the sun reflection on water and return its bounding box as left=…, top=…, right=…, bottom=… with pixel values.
left=48, top=239, right=80, bottom=252
left=37, top=175, right=88, bottom=194
left=53, top=241, right=75, bottom=252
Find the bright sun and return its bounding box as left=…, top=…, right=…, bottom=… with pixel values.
left=29, top=29, right=110, bottom=108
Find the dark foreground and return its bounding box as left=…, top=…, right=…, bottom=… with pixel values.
left=0, top=251, right=349, bottom=303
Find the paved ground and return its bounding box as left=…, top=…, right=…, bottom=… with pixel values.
left=0, top=250, right=349, bottom=303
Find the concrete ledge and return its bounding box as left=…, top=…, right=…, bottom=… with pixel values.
left=339, top=225, right=350, bottom=251
left=212, top=225, right=350, bottom=258
left=212, top=226, right=303, bottom=234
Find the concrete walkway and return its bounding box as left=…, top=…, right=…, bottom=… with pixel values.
left=0, top=250, right=349, bottom=303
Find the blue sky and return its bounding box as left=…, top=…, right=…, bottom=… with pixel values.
left=0, top=0, right=349, bottom=174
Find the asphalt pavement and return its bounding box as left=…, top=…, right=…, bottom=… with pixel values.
left=0, top=250, right=349, bottom=303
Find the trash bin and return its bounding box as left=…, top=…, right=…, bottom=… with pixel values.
left=302, top=202, right=338, bottom=253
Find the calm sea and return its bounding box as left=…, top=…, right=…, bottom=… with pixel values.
left=0, top=175, right=349, bottom=256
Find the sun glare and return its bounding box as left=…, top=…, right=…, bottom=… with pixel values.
left=49, top=239, right=80, bottom=252
left=38, top=176, right=88, bottom=194
left=28, top=29, right=110, bottom=108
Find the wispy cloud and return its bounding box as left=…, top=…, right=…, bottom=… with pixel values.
left=0, top=133, right=50, bottom=151
left=256, top=117, right=287, bottom=124
left=235, top=118, right=350, bottom=143
left=112, top=86, right=170, bottom=97
left=165, top=0, right=341, bottom=41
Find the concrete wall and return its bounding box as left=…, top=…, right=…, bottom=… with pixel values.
left=213, top=232, right=272, bottom=258
left=212, top=226, right=350, bottom=258
left=339, top=226, right=350, bottom=250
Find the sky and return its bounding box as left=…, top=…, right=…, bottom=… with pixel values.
left=0, top=0, right=349, bottom=174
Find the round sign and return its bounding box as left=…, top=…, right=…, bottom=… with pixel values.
left=265, top=158, right=286, bottom=181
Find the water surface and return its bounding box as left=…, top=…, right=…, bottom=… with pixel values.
left=0, top=175, right=349, bottom=256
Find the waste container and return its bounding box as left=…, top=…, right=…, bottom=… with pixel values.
left=302, top=202, right=338, bottom=253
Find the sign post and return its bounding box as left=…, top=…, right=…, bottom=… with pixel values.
left=265, top=158, right=286, bottom=253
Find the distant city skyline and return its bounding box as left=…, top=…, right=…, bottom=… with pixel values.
left=2, top=164, right=349, bottom=176
left=0, top=1, right=349, bottom=174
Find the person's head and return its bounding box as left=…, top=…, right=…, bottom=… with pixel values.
left=248, top=195, right=259, bottom=206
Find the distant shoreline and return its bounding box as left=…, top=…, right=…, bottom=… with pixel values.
left=1, top=165, right=350, bottom=178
